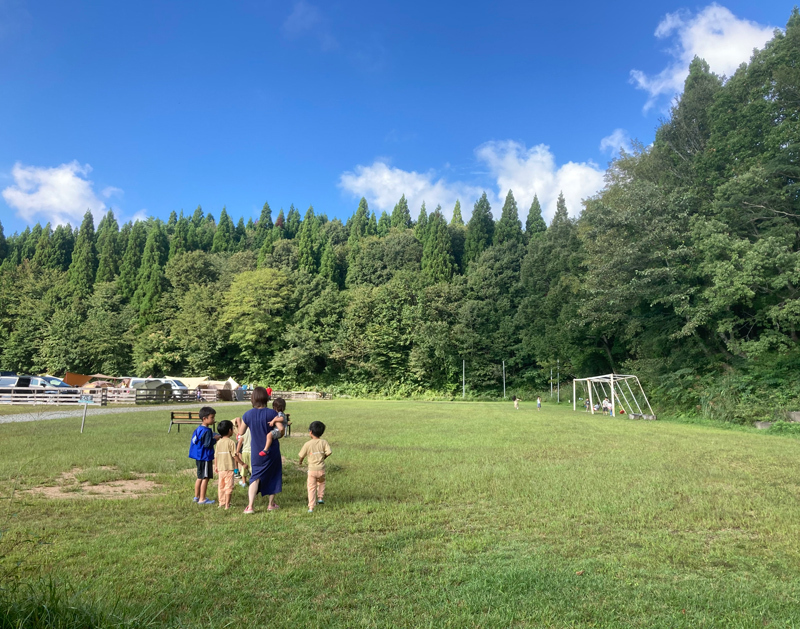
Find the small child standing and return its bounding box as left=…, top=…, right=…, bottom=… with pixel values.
left=298, top=421, right=332, bottom=513
left=537, top=396, right=542, bottom=411
left=189, top=406, right=217, bottom=505
left=258, top=397, right=287, bottom=457
left=234, top=417, right=251, bottom=487
left=513, top=395, right=522, bottom=410
left=214, top=420, right=237, bottom=510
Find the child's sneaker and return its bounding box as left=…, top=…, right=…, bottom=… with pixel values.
left=308, top=509, right=314, bottom=513
left=317, top=499, right=324, bottom=504
left=238, top=481, right=247, bottom=487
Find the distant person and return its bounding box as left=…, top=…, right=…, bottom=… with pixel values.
left=266, top=386, right=273, bottom=397
left=214, top=420, right=237, bottom=510
left=512, top=395, right=522, bottom=410
left=298, top=421, right=332, bottom=513
left=195, top=388, right=202, bottom=402
left=537, top=396, right=542, bottom=411
left=258, top=397, right=287, bottom=457
left=189, top=406, right=218, bottom=505
left=237, top=387, right=282, bottom=513
left=234, top=416, right=251, bottom=488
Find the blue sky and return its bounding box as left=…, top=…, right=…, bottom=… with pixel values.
left=0, top=0, right=790, bottom=235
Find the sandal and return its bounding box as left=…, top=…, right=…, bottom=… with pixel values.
left=243, top=507, right=255, bottom=514
left=267, top=504, right=280, bottom=511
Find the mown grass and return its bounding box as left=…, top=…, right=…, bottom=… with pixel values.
left=1, top=400, right=800, bottom=628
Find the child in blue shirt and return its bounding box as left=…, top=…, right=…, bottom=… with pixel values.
left=189, top=406, right=218, bottom=505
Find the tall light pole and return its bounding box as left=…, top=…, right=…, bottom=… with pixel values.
left=462, top=360, right=465, bottom=399
left=557, top=359, right=560, bottom=403
left=502, top=361, right=506, bottom=399
left=550, top=367, right=553, bottom=398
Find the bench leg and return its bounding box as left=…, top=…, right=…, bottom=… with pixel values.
left=168, top=421, right=173, bottom=434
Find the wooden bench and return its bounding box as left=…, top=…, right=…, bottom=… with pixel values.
left=168, top=411, right=215, bottom=434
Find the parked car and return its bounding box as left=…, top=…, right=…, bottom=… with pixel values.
left=0, top=375, right=73, bottom=389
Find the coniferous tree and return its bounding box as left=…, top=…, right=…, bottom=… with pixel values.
left=319, top=238, right=338, bottom=284
left=68, top=211, right=98, bottom=297
left=132, top=221, right=168, bottom=314
left=391, top=195, right=412, bottom=229
left=367, top=211, right=378, bottom=236
left=118, top=221, right=148, bottom=301
left=415, top=202, right=429, bottom=243
left=167, top=210, right=178, bottom=235
left=378, top=211, right=391, bottom=237
left=212, top=207, right=235, bottom=253
left=422, top=206, right=456, bottom=283
left=464, top=192, right=494, bottom=267
left=451, top=200, right=464, bottom=226
left=525, top=194, right=547, bottom=237
left=169, top=215, right=191, bottom=259
left=51, top=225, right=75, bottom=271
left=494, top=190, right=523, bottom=245
left=255, top=202, right=274, bottom=249
left=285, top=205, right=302, bottom=239
left=298, top=206, right=319, bottom=274
left=96, top=209, right=121, bottom=282
left=234, top=217, right=247, bottom=250
left=24, top=224, right=41, bottom=261
left=0, top=220, right=6, bottom=262
left=32, top=224, right=58, bottom=269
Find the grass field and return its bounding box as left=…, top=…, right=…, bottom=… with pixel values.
left=1, top=399, right=800, bottom=628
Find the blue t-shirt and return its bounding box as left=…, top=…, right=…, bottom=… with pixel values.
left=189, top=425, right=215, bottom=461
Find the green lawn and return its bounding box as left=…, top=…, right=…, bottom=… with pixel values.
left=1, top=400, right=800, bottom=628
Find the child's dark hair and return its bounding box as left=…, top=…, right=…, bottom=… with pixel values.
left=272, top=397, right=286, bottom=413
left=309, top=421, right=325, bottom=437
left=217, top=420, right=233, bottom=437
left=199, top=406, right=216, bottom=420
left=511, top=395, right=516, bottom=401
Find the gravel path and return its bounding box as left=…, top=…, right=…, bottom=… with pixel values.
left=0, top=402, right=252, bottom=425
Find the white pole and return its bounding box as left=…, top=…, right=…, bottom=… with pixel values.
left=573, top=380, right=576, bottom=411
left=588, top=379, right=594, bottom=414
left=550, top=368, right=553, bottom=398
left=610, top=373, right=615, bottom=417
left=557, top=359, right=560, bottom=403
left=80, top=402, right=88, bottom=433
left=636, top=376, right=656, bottom=417
left=462, top=360, right=465, bottom=399
left=502, top=361, right=506, bottom=399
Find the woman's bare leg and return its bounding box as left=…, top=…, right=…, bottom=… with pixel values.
left=247, top=479, right=260, bottom=510
left=268, top=494, right=276, bottom=508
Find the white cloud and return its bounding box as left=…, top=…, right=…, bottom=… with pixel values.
left=101, top=186, right=123, bottom=199
left=283, top=0, right=338, bottom=51
left=631, top=4, right=775, bottom=110
left=2, top=161, right=109, bottom=226
left=599, top=129, right=632, bottom=155
left=475, top=141, right=605, bottom=222
left=339, top=141, right=606, bottom=224
left=339, top=161, right=482, bottom=220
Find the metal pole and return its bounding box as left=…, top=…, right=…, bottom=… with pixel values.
left=573, top=380, right=576, bottom=411
left=550, top=368, right=553, bottom=398
left=462, top=360, right=465, bottom=399
left=610, top=373, right=615, bottom=417
left=557, top=359, right=560, bottom=403
left=502, top=361, right=506, bottom=399
left=80, top=402, right=88, bottom=433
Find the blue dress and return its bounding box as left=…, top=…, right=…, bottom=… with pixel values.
left=242, top=407, right=282, bottom=496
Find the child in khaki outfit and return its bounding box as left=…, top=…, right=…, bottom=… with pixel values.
left=214, top=420, right=238, bottom=510
left=297, top=421, right=332, bottom=513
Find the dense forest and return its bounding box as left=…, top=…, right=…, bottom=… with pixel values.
left=0, top=11, right=797, bottom=421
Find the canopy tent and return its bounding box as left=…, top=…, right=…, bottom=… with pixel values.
left=63, top=372, right=93, bottom=387
left=573, top=374, right=656, bottom=420
left=179, top=376, right=210, bottom=389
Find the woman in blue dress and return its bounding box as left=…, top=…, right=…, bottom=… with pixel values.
left=237, top=386, right=282, bottom=513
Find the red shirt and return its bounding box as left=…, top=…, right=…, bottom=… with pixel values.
left=266, top=387, right=272, bottom=396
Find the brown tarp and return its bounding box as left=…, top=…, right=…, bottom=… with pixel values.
left=63, top=372, right=92, bottom=387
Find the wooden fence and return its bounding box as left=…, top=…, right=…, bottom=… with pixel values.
left=0, top=387, right=220, bottom=406
left=0, top=387, right=329, bottom=406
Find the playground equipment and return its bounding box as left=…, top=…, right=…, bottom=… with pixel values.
left=573, top=374, right=656, bottom=420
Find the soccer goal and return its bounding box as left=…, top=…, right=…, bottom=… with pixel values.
left=572, top=374, right=656, bottom=420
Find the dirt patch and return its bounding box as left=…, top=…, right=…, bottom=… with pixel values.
left=24, top=467, right=160, bottom=500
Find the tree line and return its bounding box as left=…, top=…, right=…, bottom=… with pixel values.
left=0, top=10, right=797, bottom=420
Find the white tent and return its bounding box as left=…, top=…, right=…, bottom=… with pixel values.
left=573, top=373, right=656, bottom=420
